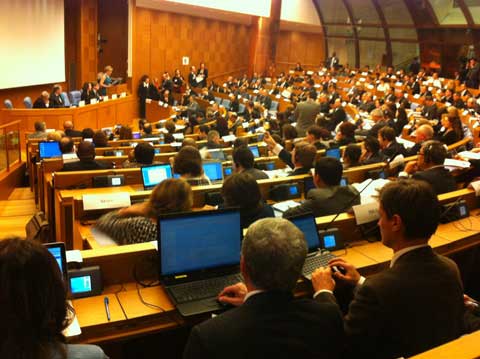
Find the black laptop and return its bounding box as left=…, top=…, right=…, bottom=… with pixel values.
left=289, top=213, right=337, bottom=279
left=158, top=209, right=243, bottom=316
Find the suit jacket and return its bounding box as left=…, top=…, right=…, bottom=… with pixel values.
left=421, top=104, right=439, bottom=120
left=183, top=291, right=344, bottom=359
left=62, top=159, right=112, bottom=171
left=294, top=99, right=321, bottom=136
left=33, top=97, right=48, bottom=109
left=278, top=148, right=294, bottom=169
left=412, top=166, right=456, bottom=195
left=283, top=185, right=359, bottom=218
left=64, top=129, right=83, bottom=138
left=325, top=107, right=347, bottom=132
left=50, top=94, right=65, bottom=108
left=188, top=72, right=197, bottom=88
left=316, top=246, right=465, bottom=359
left=196, top=68, right=208, bottom=88
left=380, top=140, right=405, bottom=160
left=243, top=168, right=269, bottom=180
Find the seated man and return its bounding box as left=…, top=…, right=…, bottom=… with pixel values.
left=401, top=140, right=456, bottom=195
left=183, top=218, right=344, bottom=359
left=312, top=180, right=465, bottom=359
left=404, top=124, right=434, bottom=156
left=59, top=137, right=75, bottom=154
left=28, top=121, right=47, bottom=139
left=63, top=121, right=83, bottom=138
left=343, top=143, right=362, bottom=169
left=62, top=141, right=112, bottom=171
left=232, top=146, right=269, bottom=180
left=205, top=130, right=223, bottom=149
left=50, top=84, right=65, bottom=108
left=141, top=123, right=157, bottom=138
left=123, top=142, right=155, bottom=168
left=33, top=91, right=50, bottom=108
left=378, top=126, right=405, bottom=160
left=283, top=157, right=359, bottom=218
left=305, top=125, right=328, bottom=150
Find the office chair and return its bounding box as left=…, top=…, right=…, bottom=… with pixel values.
left=61, top=92, right=71, bottom=107
left=69, top=90, right=82, bottom=106
left=3, top=99, right=13, bottom=109
left=23, top=96, right=33, bottom=108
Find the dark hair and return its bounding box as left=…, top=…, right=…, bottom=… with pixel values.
left=233, top=137, right=248, bottom=149
left=81, top=128, right=94, bottom=139
left=294, top=143, right=317, bottom=169
left=92, top=131, right=108, bottom=147
left=199, top=125, right=209, bottom=134
left=364, top=136, right=381, bottom=154
left=448, top=116, right=463, bottom=140
left=77, top=141, right=95, bottom=161
left=165, top=120, right=176, bottom=134
left=339, top=122, right=356, bottom=139
left=143, top=123, right=153, bottom=135
left=282, top=124, right=297, bottom=140
left=421, top=140, right=447, bottom=165
left=379, top=179, right=439, bottom=239
left=0, top=237, right=71, bottom=359
left=344, top=144, right=361, bottom=166
left=134, top=142, right=155, bottom=165
left=59, top=137, right=74, bottom=154
left=378, top=126, right=396, bottom=142
left=306, top=125, right=324, bottom=140
left=34, top=121, right=45, bottom=132
left=314, top=157, right=342, bottom=186
left=173, top=146, right=203, bottom=176
left=119, top=126, right=133, bottom=140
left=222, top=172, right=261, bottom=210
left=233, top=146, right=254, bottom=170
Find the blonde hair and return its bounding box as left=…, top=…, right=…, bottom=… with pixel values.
left=147, top=179, right=193, bottom=217
left=104, top=65, right=113, bottom=73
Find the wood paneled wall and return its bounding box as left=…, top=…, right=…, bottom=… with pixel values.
left=132, top=7, right=251, bottom=91
left=79, top=0, right=98, bottom=85
left=275, top=30, right=325, bottom=73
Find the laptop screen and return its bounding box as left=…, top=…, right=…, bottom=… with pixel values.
left=208, top=149, right=226, bottom=161
left=141, top=164, right=172, bottom=189
left=203, top=162, right=223, bottom=182
left=326, top=148, right=341, bottom=159
left=44, top=242, right=68, bottom=282
left=159, top=211, right=241, bottom=276
left=249, top=145, right=260, bottom=158
left=39, top=141, right=62, bottom=159
left=289, top=214, right=319, bottom=251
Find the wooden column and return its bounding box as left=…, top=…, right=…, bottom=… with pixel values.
left=79, top=0, right=98, bottom=85
left=248, top=0, right=282, bottom=76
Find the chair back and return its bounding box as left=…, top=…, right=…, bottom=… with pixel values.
left=61, top=92, right=71, bottom=107
left=69, top=90, right=82, bottom=106
left=3, top=99, right=13, bottom=109
left=23, top=96, right=33, bottom=108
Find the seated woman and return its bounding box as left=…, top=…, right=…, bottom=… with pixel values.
left=0, top=237, right=107, bottom=358
left=360, top=136, right=387, bottom=165
left=438, top=115, right=463, bottom=146
left=343, top=143, right=362, bottom=169
left=173, top=146, right=211, bottom=186
left=221, top=172, right=274, bottom=228
left=95, top=179, right=192, bottom=245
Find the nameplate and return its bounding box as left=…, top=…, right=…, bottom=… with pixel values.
left=111, top=94, right=118, bottom=100
left=120, top=92, right=126, bottom=98
left=90, top=99, right=97, bottom=105
left=352, top=202, right=380, bottom=225
left=146, top=98, right=152, bottom=104
left=103, top=96, right=109, bottom=102
left=82, top=192, right=131, bottom=211
left=222, top=134, right=236, bottom=142
left=78, top=100, right=85, bottom=107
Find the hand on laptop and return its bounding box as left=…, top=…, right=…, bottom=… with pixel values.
left=311, top=267, right=335, bottom=292
left=328, top=258, right=361, bottom=286
left=218, top=282, right=247, bottom=307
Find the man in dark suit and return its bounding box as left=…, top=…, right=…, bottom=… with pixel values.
left=327, top=52, right=339, bottom=70
left=183, top=217, right=344, bottom=359
left=294, top=90, right=320, bottom=137
left=50, top=84, right=65, bottom=108
left=264, top=134, right=315, bottom=175
left=33, top=91, right=50, bottom=108
left=378, top=126, right=406, bottom=160
left=311, top=179, right=466, bottom=359
left=402, top=140, right=456, bottom=195
left=63, top=120, right=83, bottom=138
left=196, top=63, right=208, bottom=88
left=465, top=58, right=480, bottom=89
left=62, top=141, right=112, bottom=171
left=283, top=157, right=359, bottom=218
left=232, top=146, right=268, bottom=180
left=403, top=124, right=434, bottom=156
left=188, top=66, right=197, bottom=88
left=323, top=98, right=347, bottom=132
left=421, top=95, right=439, bottom=120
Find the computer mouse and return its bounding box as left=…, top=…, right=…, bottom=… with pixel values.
left=331, top=265, right=346, bottom=275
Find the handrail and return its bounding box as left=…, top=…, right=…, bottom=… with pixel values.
left=0, top=119, right=21, bottom=129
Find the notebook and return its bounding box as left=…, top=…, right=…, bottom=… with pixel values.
left=141, top=164, right=173, bottom=190
left=158, top=209, right=242, bottom=316
left=39, top=141, right=62, bottom=159
left=288, top=213, right=337, bottom=279
left=203, top=161, right=224, bottom=183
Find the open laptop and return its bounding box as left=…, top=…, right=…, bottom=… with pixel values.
left=39, top=141, right=62, bottom=159
left=141, top=164, right=173, bottom=190
left=207, top=149, right=226, bottom=161
left=249, top=145, right=260, bottom=158
left=203, top=161, right=224, bottom=183
left=158, top=209, right=243, bottom=316
left=288, top=213, right=337, bottom=280
left=325, top=147, right=341, bottom=160
left=44, top=242, right=81, bottom=337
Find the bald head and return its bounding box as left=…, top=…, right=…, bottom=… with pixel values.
left=416, top=124, right=434, bottom=143
left=63, top=121, right=74, bottom=131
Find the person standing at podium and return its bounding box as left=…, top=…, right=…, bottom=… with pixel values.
left=138, top=75, right=159, bottom=118
left=99, top=65, right=113, bottom=96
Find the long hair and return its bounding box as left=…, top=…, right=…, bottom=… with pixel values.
left=147, top=179, right=193, bottom=217
left=0, top=237, right=72, bottom=359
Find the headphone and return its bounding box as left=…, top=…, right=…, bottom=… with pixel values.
left=422, top=141, right=434, bottom=163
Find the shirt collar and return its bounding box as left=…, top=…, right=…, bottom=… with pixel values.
left=390, top=244, right=429, bottom=268
left=244, top=289, right=265, bottom=303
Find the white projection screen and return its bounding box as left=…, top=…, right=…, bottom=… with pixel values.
left=0, top=0, right=65, bottom=89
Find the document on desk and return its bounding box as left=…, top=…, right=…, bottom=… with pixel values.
left=63, top=301, right=81, bottom=337
left=272, top=200, right=301, bottom=213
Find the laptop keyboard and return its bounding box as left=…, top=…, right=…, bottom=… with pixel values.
left=302, top=251, right=337, bottom=278
left=169, top=274, right=243, bottom=304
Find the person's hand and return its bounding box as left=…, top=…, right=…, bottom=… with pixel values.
left=404, top=161, right=418, bottom=175
left=218, top=282, right=247, bottom=307
left=263, top=131, right=277, bottom=149
left=328, top=258, right=361, bottom=286
left=311, top=266, right=335, bottom=292
left=464, top=294, right=479, bottom=311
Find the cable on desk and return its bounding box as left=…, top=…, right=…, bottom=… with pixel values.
left=135, top=283, right=165, bottom=312
left=132, top=254, right=159, bottom=288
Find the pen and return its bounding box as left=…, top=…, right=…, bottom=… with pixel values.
left=104, top=296, right=111, bottom=321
